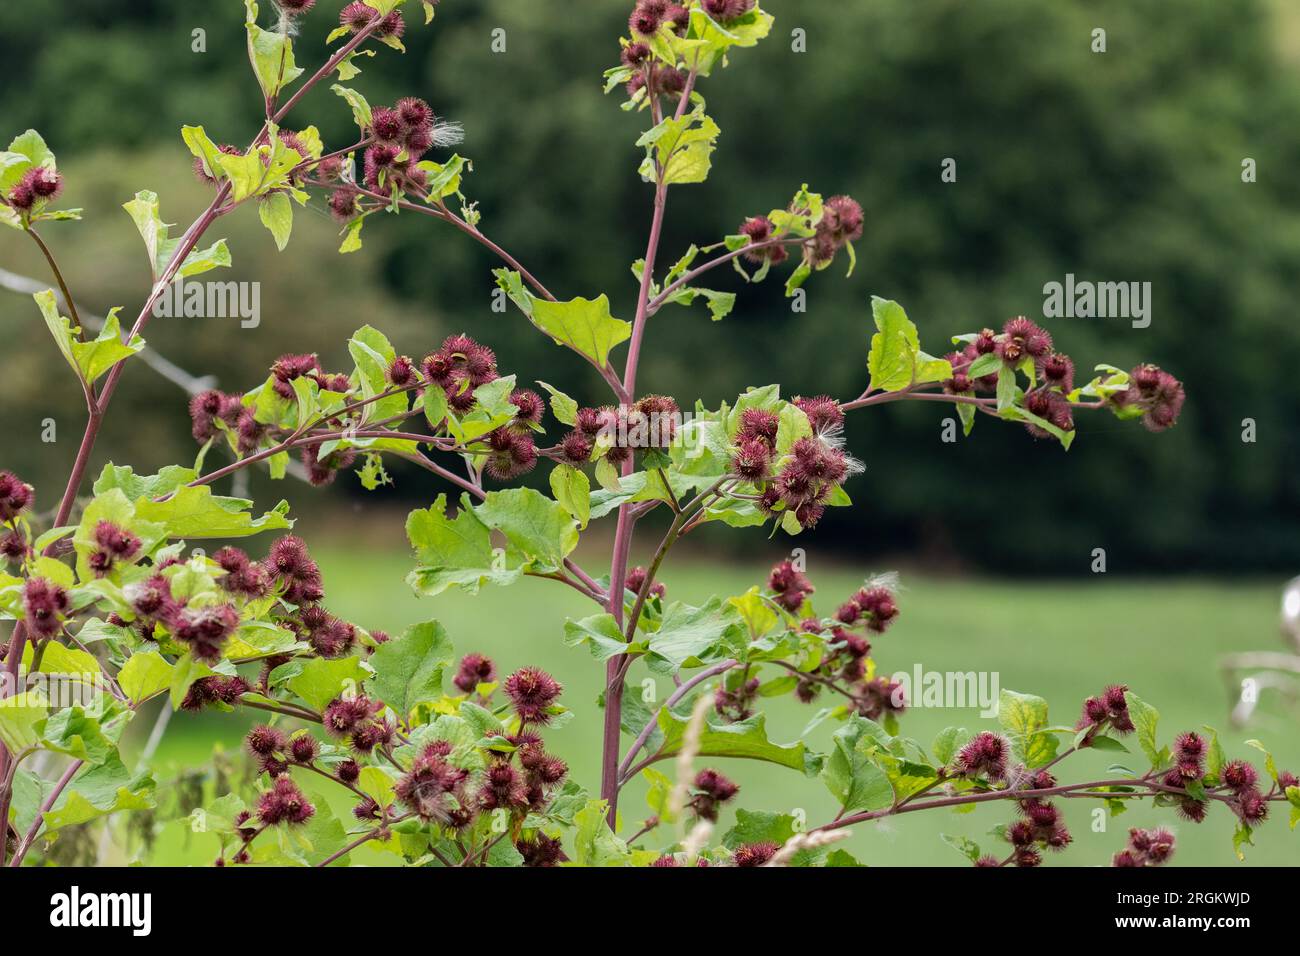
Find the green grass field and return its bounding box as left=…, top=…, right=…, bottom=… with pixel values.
left=134, top=542, right=1300, bottom=867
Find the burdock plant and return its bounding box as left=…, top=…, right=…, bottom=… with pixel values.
left=0, top=0, right=1292, bottom=869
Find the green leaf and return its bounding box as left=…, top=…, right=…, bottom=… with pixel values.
left=122, top=190, right=231, bottom=280
left=572, top=799, right=635, bottom=867
left=405, top=494, right=524, bottom=596
left=642, top=766, right=676, bottom=823
left=347, top=325, right=409, bottom=422
left=821, top=715, right=896, bottom=813
left=941, top=833, right=984, bottom=863
left=2, top=129, right=52, bottom=187
left=118, top=652, right=176, bottom=706
left=31, top=642, right=101, bottom=679
left=719, top=809, right=830, bottom=866
left=784, top=260, right=811, bottom=297
left=93, top=462, right=196, bottom=501
left=662, top=285, right=737, bottom=322
left=258, top=191, right=294, bottom=250
left=996, top=364, right=1018, bottom=411
left=170, top=649, right=236, bottom=707
left=679, top=4, right=774, bottom=75
left=563, top=613, right=633, bottom=662
left=422, top=382, right=448, bottom=430
left=637, top=108, right=721, bottom=185
left=504, top=280, right=631, bottom=370
left=287, top=656, right=368, bottom=713
left=594, top=457, right=622, bottom=493
left=866, top=296, right=945, bottom=392
left=1124, top=691, right=1163, bottom=768
left=1203, top=726, right=1227, bottom=785
left=181, top=125, right=228, bottom=183
left=997, top=689, right=1058, bottom=768
left=549, top=464, right=591, bottom=530
left=218, top=150, right=270, bottom=204
left=0, top=689, right=47, bottom=756
left=932, top=726, right=972, bottom=766
left=358, top=766, right=397, bottom=809
left=339, top=214, right=366, bottom=253
left=967, top=352, right=1001, bottom=378
left=1003, top=398, right=1076, bottom=449
left=8, top=769, right=51, bottom=838
left=721, top=808, right=796, bottom=850
left=1232, top=822, right=1254, bottom=861
left=415, top=154, right=471, bottom=201
left=643, top=596, right=743, bottom=673
left=40, top=706, right=124, bottom=765
left=244, top=0, right=304, bottom=99
left=331, top=83, right=373, bottom=128
left=474, top=487, right=579, bottom=574
left=368, top=620, right=454, bottom=718
left=1243, top=739, right=1278, bottom=783
left=226, top=621, right=301, bottom=659
left=132, top=485, right=292, bottom=539
left=653, top=709, right=813, bottom=775
left=34, top=292, right=146, bottom=386
left=537, top=381, right=577, bottom=426
left=42, top=752, right=155, bottom=833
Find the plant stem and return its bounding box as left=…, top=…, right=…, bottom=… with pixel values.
left=617, top=659, right=737, bottom=784
left=646, top=236, right=803, bottom=316
left=7, top=758, right=82, bottom=867
left=841, top=389, right=996, bottom=412
left=27, top=227, right=96, bottom=409
left=808, top=775, right=1279, bottom=834
left=316, top=825, right=383, bottom=867
left=239, top=697, right=322, bottom=724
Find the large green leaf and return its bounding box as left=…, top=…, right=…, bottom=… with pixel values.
left=529, top=295, right=630, bottom=369
left=637, top=107, right=721, bottom=185
left=122, top=190, right=231, bottom=280
left=473, top=487, right=579, bottom=574
left=997, top=689, right=1058, bottom=768
left=642, top=596, right=744, bottom=673
left=34, top=292, right=145, bottom=386
left=42, top=753, right=155, bottom=833
left=494, top=270, right=631, bottom=369
left=652, top=709, right=815, bottom=775
left=405, top=493, right=524, bottom=596
left=93, top=463, right=197, bottom=501
left=821, top=715, right=896, bottom=814
left=368, top=620, right=454, bottom=718
left=132, top=485, right=292, bottom=538
left=0, top=689, right=47, bottom=756
left=286, top=656, right=369, bottom=713
left=572, top=799, right=637, bottom=867
left=40, top=705, right=128, bottom=765
left=564, top=613, right=634, bottom=662
left=118, top=651, right=175, bottom=706
left=866, top=296, right=950, bottom=393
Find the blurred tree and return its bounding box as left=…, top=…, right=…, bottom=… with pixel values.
left=2, top=0, right=1297, bottom=572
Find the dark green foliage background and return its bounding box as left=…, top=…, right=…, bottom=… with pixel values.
left=2, top=0, right=1298, bottom=573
